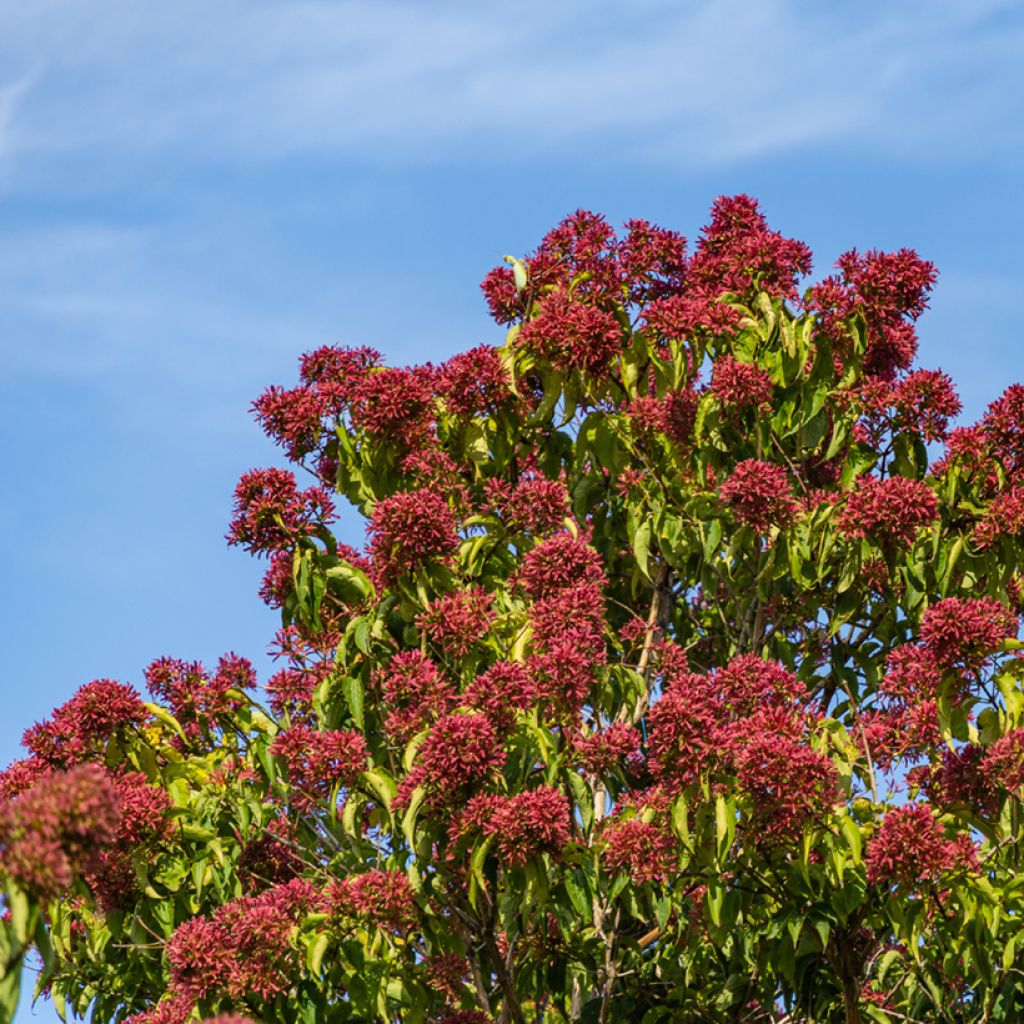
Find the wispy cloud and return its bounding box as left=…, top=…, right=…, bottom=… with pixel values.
left=0, top=0, right=1020, bottom=180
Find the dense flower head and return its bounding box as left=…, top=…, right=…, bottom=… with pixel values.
left=880, top=644, right=944, bottom=703
left=602, top=816, right=677, bottom=884
left=486, top=472, right=570, bottom=536
left=734, top=734, right=838, bottom=842
left=807, top=247, right=936, bottom=378
left=710, top=355, right=775, bottom=411
left=258, top=549, right=294, bottom=608
left=0, top=757, right=49, bottom=802
left=984, top=728, right=1024, bottom=793
left=518, top=529, right=606, bottom=601
left=327, top=868, right=417, bottom=933
left=516, top=291, right=623, bottom=375
left=461, top=786, right=572, bottom=867
left=463, top=661, right=537, bottom=727
left=22, top=679, right=148, bottom=767
left=572, top=723, right=643, bottom=776
left=171, top=879, right=315, bottom=1003
left=417, top=587, right=493, bottom=659
left=228, top=467, right=335, bottom=555
left=265, top=665, right=320, bottom=722
left=377, top=650, right=456, bottom=741
left=975, top=487, right=1024, bottom=549
left=252, top=383, right=325, bottom=460
left=437, top=345, right=513, bottom=417
left=617, top=217, right=688, bottom=304
left=628, top=389, right=699, bottom=448
left=689, top=194, right=812, bottom=302
left=891, top=369, right=962, bottom=442
left=0, top=763, right=121, bottom=902
left=144, top=654, right=254, bottom=733
left=270, top=726, right=367, bottom=804
left=397, top=712, right=505, bottom=811
left=910, top=744, right=999, bottom=816
left=865, top=803, right=976, bottom=887
left=124, top=997, right=194, bottom=1024
left=919, top=597, right=1017, bottom=670
left=530, top=582, right=605, bottom=655
left=421, top=953, right=471, bottom=1007
left=719, top=459, right=797, bottom=533
left=368, top=488, right=459, bottom=587
left=166, top=916, right=233, bottom=1000
left=836, top=475, right=938, bottom=547
left=349, top=364, right=437, bottom=441
left=859, top=701, right=942, bottom=770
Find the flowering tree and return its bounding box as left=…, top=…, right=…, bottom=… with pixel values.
left=4, top=197, right=1024, bottom=1024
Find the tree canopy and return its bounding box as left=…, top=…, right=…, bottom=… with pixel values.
left=4, top=196, right=1024, bottom=1024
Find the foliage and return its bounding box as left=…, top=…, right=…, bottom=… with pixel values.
left=4, top=196, right=1024, bottom=1024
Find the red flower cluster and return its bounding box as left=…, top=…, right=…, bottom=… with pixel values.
left=710, top=355, right=775, bottom=411
left=486, top=472, right=570, bottom=536
left=719, top=459, right=797, bottom=533
left=646, top=654, right=836, bottom=839
left=572, top=723, right=642, bottom=776
left=984, top=729, right=1024, bottom=793
left=974, top=488, right=1024, bottom=549
left=437, top=345, right=513, bottom=418
left=326, top=868, right=417, bottom=933
left=627, top=389, right=699, bottom=448
left=396, top=712, right=504, bottom=811
left=518, top=529, right=606, bottom=601
left=644, top=195, right=811, bottom=341
left=463, top=661, right=537, bottom=728
left=517, top=291, right=623, bottom=375
left=865, top=803, right=976, bottom=888
left=166, top=878, right=314, bottom=1003
left=807, top=247, right=936, bottom=378
left=480, top=209, right=685, bottom=324
left=601, top=817, right=677, bottom=884
left=919, top=597, right=1017, bottom=670
left=0, top=764, right=120, bottom=901
left=144, top=654, right=255, bottom=737
left=377, top=650, right=455, bottom=742
left=227, top=467, right=335, bottom=556
left=460, top=786, right=572, bottom=867
left=418, top=587, right=493, bottom=659
left=836, top=475, right=938, bottom=547
left=368, top=488, right=459, bottom=587
left=21, top=679, right=147, bottom=769
left=349, top=364, right=437, bottom=442
left=270, top=725, right=367, bottom=805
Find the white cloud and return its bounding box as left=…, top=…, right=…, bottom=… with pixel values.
left=0, top=0, right=1019, bottom=177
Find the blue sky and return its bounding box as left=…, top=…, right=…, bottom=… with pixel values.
left=2, top=0, right=1023, bottom=1019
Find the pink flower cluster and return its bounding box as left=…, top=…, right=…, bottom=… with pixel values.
left=418, top=587, right=494, bottom=659
left=807, top=247, right=936, bottom=378
left=166, top=878, right=314, bottom=1002
left=601, top=817, right=677, bottom=884
left=710, top=355, right=775, bottom=412
left=20, top=678, right=147, bottom=770
left=836, top=475, right=938, bottom=547
left=571, top=723, right=642, bottom=776
left=646, top=654, right=836, bottom=841
left=270, top=725, right=368, bottom=805
left=377, top=650, right=455, bottom=742
left=516, top=292, right=623, bottom=375
left=326, top=868, right=417, bottom=933
left=485, top=473, right=570, bottom=536
left=865, top=803, right=976, bottom=888
left=227, top=467, right=335, bottom=556
left=719, top=459, right=797, bottom=534
left=395, top=712, right=505, bottom=812
left=0, top=764, right=120, bottom=901
left=459, top=786, right=572, bottom=867
left=627, top=389, right=699, bottom=449
left=919, top=596, right=1018, bottom=671
left=368, top=487, right=459, bottom=587
left=144, top=653, right=256, bottom=738
left=436, top=345, right=514, bottom=418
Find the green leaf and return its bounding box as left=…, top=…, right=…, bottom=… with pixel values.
left=307, top=931, right=331, bottom=978
left=632, top=519, right=653, bottom=579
